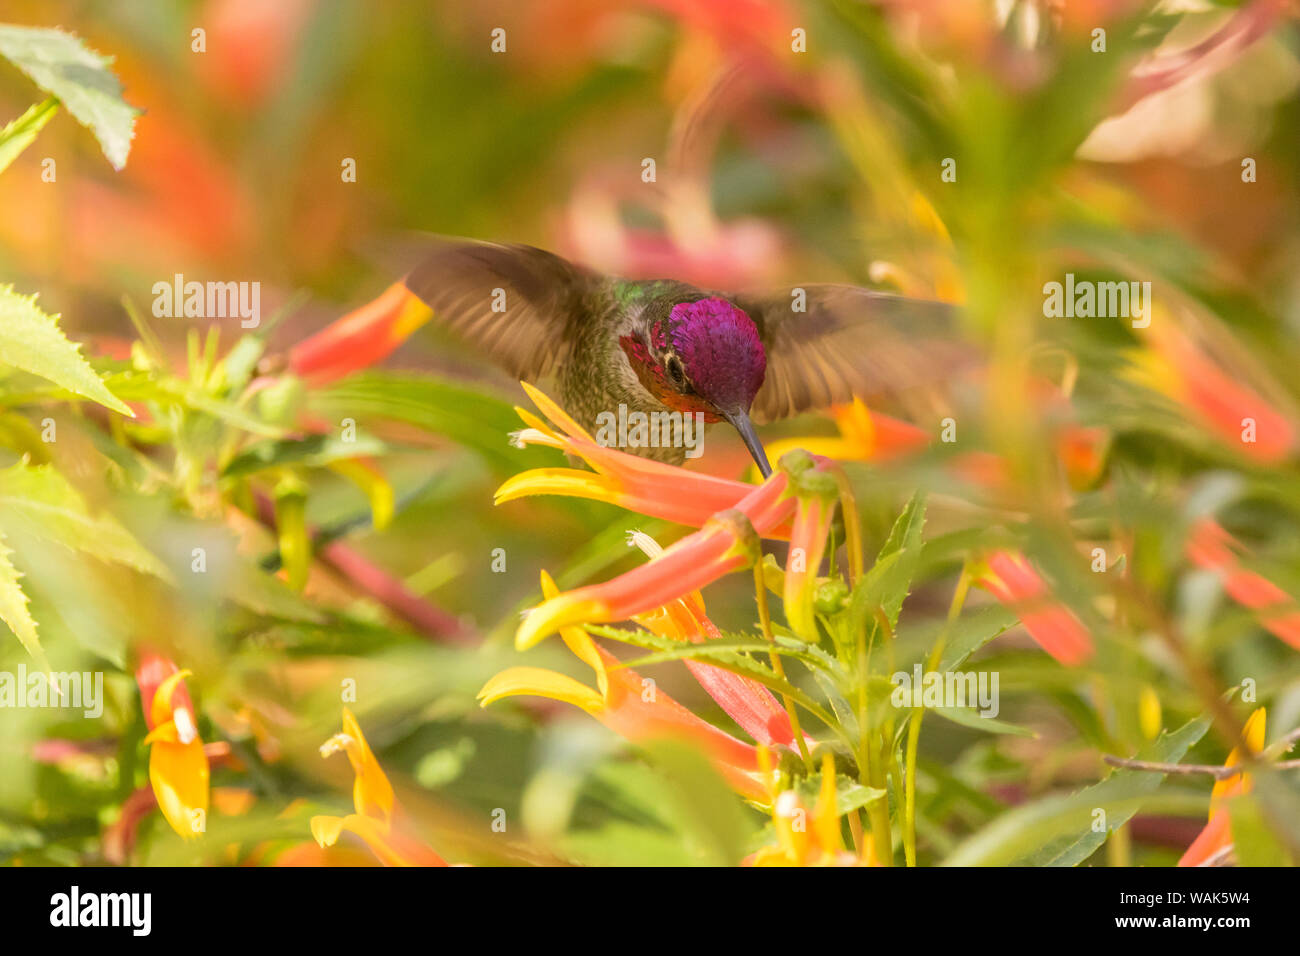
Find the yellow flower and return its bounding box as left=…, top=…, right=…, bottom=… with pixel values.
left=763, top=398, right=929, bottom=467
left=136, top=653, right=209, bottom=840
left=747, top=750, right=869, bottom=867
left=311, top=708, right=447, bottom=866
left=1178, top=709, right=1266, bottom=867
left=479, top=571, right=769, bottom=799
left=497, top=383, right=793, bottom=534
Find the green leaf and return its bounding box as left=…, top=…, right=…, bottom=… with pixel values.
left=0, top=24, right=139, bottom=170
left=943, top=715, right=1211, bottom=866
left=637, top=739, right=756, bottom=866
left=1231, top=795, right=1294, bottom=866
left=587, top=623, right=851, bottom=746
left=793, top=773, right=887, bottom=816
left=560, top=821, right=704, bottom=867
left=0, top=529, right=47, bottom=669
left=0, top=97, right=57, bottom=174
left=849, top=491, right=927, bottom=636
left=221, top=432, right=388, bottom=477
left=0, top=286, right=132, bottom=416
left=0, top=462, right=170, bottom=581
left=1248, top=768, right=1300, bottom=862
left=938, top=605, right=1019, bottom=671
left=564, top=750, right=758, bottom=866
left=306, top=372, right=554, bottom=472
left=613, top=629, right=850, bottom=682
left=928, top=706, right=1037, bottom=738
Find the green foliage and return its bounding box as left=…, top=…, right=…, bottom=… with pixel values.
left=0, top=462, right=168, bottom=579
left=0, top=286, right=132, bottom=416
left=0, top=96, right=56, bottom=174
left=0, top=532, right=42, bottom=668
left=0, top=23, right=139, bottom=169
left=1, top=2, right=1297, bottom=870
left=944, top=717, right=1211, bottom=866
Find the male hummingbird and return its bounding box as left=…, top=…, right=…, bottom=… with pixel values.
left=401, top=239, right=962, bottom=477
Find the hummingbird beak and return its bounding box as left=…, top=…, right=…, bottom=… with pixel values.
left=722, top=407, right=772, bottom=478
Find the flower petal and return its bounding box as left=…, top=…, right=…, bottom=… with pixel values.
left=516, top=511, right=757, bottom=650
left=975, top=551, right=1094, bottom=666
left=477, top=666, right=605, bottom=714
left=311, top=813, right=447, bottom=867
left=148, top=737, right=209, bottom=840
left=289, top=283, right=433, bottom=382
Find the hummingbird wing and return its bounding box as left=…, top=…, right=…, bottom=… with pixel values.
left=735, top=285, right=969, bottom=423
left=402, top=239, right=597, bottom=380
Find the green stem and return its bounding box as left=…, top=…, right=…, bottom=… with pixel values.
left=1107, top=821, right=1133, bottom=868
left=832, top=467, right=864, bottom=586
left=755, top=561, right=814, bottom=772
left=903, top=562, right=971, bottom=867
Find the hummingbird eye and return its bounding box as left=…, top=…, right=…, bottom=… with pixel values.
left=665, top=354, right=686, bottom=387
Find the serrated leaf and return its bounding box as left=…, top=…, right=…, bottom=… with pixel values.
left=942, top=715, right=1211, bottom=866
left=938, top=604, right=1019, bottom=671
left=0, top=462, right=170, bottom=581
left=611, top=628, right=849, bottom=681
left=0, top=529, right=47, bottom=670
left=587, top=623, right=852, bottom=748
left=0, top=24, right=139, bottom=169
left=0, top=286, right=131, bottom=416
left=0, top=96, right=57, bottom=174
left=849, top=492, right=927, bottom=636
left=794, top=773, right=887, bottom=815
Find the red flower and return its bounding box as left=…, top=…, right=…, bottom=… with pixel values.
left=973, top=551, right=1094, bottom=666
left=289, top=283, right=434, bottom=383
left=1186, top=519, right=1300, bottom=649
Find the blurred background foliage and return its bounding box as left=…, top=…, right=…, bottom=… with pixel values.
left=0, top=0, right=1299, bottom=866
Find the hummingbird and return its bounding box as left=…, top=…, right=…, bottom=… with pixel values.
left=401, top=239, right=963, bottom=477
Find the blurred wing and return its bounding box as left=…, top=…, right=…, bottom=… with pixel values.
left=735, top=284, right=969, bottom=423
left=403, top=239, right=596, bottom=380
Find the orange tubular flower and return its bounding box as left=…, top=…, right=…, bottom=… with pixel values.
left=1186, top=518, right=1300, bottom=650
left=288, top=282, right=433, bottom=383
left=764, top=397, right=929, bottom=465
left=782, top=458, right=839, bottom=643
left=1179, top=709, right=1266, bottom=867
left=516, top=507, right=762, bottom=651
left=1056, top=424, right=1111, bottom=492
left=972, top=551, right=1094, bottom=666
left=628, top=532, right=795, bottom=749
left=135, top=652, right=210, bottom=840
left=497, top=383, right=795, bottom=537
left=311, top=708, right=448, bottom=867
left=480, top=572, right=768, bottom=799
left=1135, top=325, right=1295, bottom=463
left=763, top=391, right=1107, bottom=499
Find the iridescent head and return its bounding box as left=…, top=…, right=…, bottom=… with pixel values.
left=620, top=296, right=771, bottom=475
